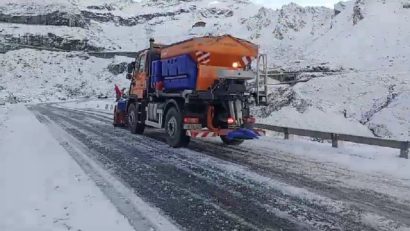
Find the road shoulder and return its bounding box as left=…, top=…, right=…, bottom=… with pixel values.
left=0, top=104, right=135, bottom=231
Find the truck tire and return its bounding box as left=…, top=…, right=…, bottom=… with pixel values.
left=220, top=136, right=244, bottom=146
left=165, top=107, right=190, bottom=148
left=128, top=103, right=145, bottom=134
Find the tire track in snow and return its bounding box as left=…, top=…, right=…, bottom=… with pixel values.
left=32, top=105, right=307, bottom=230
left=30, top=104, right=410, bottom=231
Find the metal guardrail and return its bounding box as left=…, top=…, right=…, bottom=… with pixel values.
left=88, top=52, right=138, bottom=58
left=255, top=124, right=409, bottom=159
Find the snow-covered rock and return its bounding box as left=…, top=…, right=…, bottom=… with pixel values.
left=334, top=2, right=347, bottom=15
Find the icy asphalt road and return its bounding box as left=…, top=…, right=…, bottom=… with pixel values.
left=29, top=103, right=410, bottom=231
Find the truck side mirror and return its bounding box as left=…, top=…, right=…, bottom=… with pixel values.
left=127, top=62, right=135, bottom=74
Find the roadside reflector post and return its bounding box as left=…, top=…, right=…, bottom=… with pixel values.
left=400, top=141, right=409, bottom=159
left=331, top=133, right=339, bottom=148
left=284, top=128, right=289, bottom=140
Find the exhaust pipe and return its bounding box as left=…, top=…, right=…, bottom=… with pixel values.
left=228, top=101, right=235, bottom=122
left=228, top=100, right=244, bottom=126
left=235, top=100, right=243, bottom=125
left=149, top=38, right=155, bottom=50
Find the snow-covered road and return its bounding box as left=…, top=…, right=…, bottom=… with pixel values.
left=14, top=102, right=408, bottom=231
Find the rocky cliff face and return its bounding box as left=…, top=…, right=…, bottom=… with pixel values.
left=0, top=10, right=86, bottom=27
left=1, top=0, right=408, bottom=67
left=2, top=33, right=102, bottom=51
left=0, top=0, right=333, bottom=55
left=273, top=3, right=332, bottom=40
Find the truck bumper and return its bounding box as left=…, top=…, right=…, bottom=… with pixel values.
left=186, top=128, right=265, bottom=139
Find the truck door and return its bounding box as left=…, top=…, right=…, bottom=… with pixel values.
left=131, top=51, right=148, bottom=99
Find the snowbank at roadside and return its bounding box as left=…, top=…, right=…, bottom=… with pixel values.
left=257, top=106, right=374, bottom=137
left=254, top=135, right=410, bottom=181
left=0, top=104, right=134, bottom=231
left=0, top=104, right=9, bottom=129
left=57, top=98, right=117, bottom=112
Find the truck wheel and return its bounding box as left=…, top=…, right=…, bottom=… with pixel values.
left=220, top=136, right=244, bottom=146
left=128, top=104, right=145, bottom=134
left=165, top=107, right=190, bottom=148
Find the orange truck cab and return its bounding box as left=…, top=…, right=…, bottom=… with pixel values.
left=116, top=35, right=265, bottom=147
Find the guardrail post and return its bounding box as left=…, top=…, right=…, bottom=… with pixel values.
left=400, top=142, right=409, bottom=159
left=331, top=133, right=339, bottom=148
left=284, top=128, right=289, bottom=140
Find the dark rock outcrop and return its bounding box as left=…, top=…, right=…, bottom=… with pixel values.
left=334, top=2, right=346, bottom=15
left=199, top=8, right=233, bottom=18
left=353, top=0, right=364, bottom=25
left=0, top=11, right=86, bottom=27
left=81, top=9, right=190, bottom=26
left=87, top=4, right=115, bottom=11
left=3, top=33, right=102, bottom=51
left=192, top=21, right=206, bottom=28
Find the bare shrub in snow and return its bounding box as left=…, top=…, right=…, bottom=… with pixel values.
left=108, top=62, right=128, bottom=75
left=360, top=85, right=399, bottom=124
left=259, top=87, right=296, bottom=117
left=367, top=123, right=393, bottom=138
left=291, top=98, right=312, bottom=113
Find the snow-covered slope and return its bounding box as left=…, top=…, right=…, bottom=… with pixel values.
left=0, top=0, right=409, bottom=140
left=0, top=0, right=333, bottom=101
left=255, top=0, right=409, bottom=139
left=265, top=0, right=410, bottom=139
left=0, top=49, right=130, bottom=103
left=257, top=71, right=409, bottom=139
left=306, top=0, right=410, bottom=70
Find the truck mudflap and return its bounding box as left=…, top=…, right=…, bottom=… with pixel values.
left=186, top=128, right=265, bottom=139
left=113, top=98, right=128, bottom=127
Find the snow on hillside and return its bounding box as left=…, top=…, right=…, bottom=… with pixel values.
left=0, top=49, right=131, bottom=103
left=257, top=71, right=410, bottom=139
left=369, top=92, right=410, bottom=139
left=0, top=0, right=78, bottom=15
left=252, top=0, right=410, bottom=140
left=0, top=0, right=409, bottom=140
left=306, top=0, right=410, bottom=70
left=0, top=0, right=334, bottom=102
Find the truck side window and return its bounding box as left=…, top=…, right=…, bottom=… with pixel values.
left=138, top=54, right=146, bottom=72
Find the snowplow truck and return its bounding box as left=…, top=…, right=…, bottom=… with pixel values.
left=114, top=34, right=265, bottom=147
